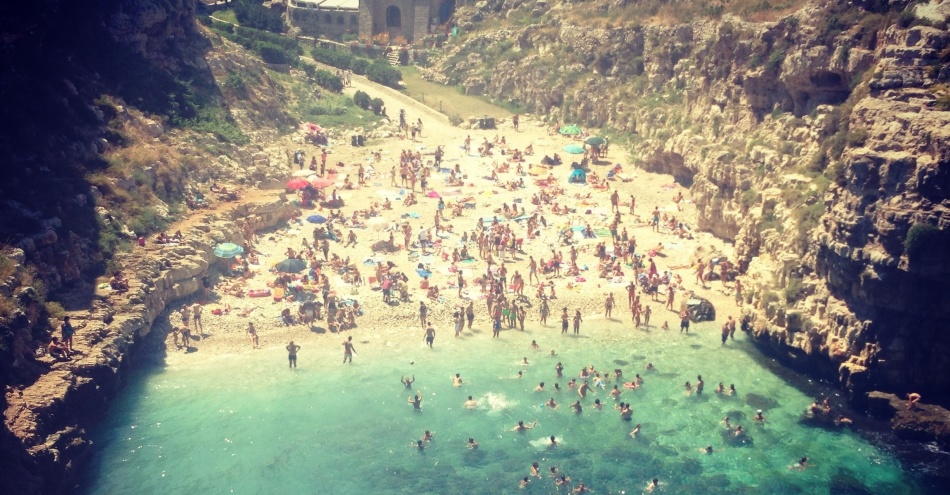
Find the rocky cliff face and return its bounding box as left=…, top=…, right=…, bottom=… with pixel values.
left=427, top=0, right=950, bottom=407
left=2, top=198, right=293, bottom=494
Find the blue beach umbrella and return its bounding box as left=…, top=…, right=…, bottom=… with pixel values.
left=307, top=214, right=327, bottom=224
left=213, top=242, right=244, bottom=259
left=563, top=144, right=585, bottom=154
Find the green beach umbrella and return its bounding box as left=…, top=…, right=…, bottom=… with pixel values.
left=559, top=124, right=582, bottom=136
left=585, top=136, right=606, bottom=146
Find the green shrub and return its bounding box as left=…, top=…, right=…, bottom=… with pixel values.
left=351, top=58, right=371, bottom=75
left=761, top=290, right=779, bottom=307
left=371, top=97, right=385, bottom=115
left=224, top=73, right=247, bottom=94
left=846, top=128, right=869, bottom=147
left=366, top=61, right=402, bottom=88
left=232, top=0, right=285, bottom=33
left=313, top=69, right=344, bottom=92
left=904, top=222, right=939, bottom=259
left=256, top=42, right=291, bottom=64
left=353, top=90, right=371, bottom=109
left=312, top=47, right=354, bottom=69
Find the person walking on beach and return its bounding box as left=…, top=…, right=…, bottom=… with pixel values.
left=343, top=335, right=356, bottom=363
left=419, top=301, right=428, bottom=327
left=286, top=341, right=301, bottom=368
left=424, top=325, right=435, bottom=348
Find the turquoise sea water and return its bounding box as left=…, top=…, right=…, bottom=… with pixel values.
left=79, top=320, right=935, bottom=494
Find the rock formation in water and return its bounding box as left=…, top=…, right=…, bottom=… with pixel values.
left=426, top=0, right=950, bottom=411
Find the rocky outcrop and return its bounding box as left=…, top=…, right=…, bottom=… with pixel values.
left=867, top=391, right=950, bottom=448
left=2, top=197, right=293, bottom=495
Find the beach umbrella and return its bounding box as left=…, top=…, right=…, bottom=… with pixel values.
left=307, top=214, right=327, bottom=224
left=311, top=177, right=335, bottom=189
left=585, top=136, right=606, bottom=146
left=213, top=242, right=244, bottom=259
left=559, top=124, right=582, bottom=135
left=287, top=178, right=310, bottom=190
left=563, top=144, right=585, bottom=154
left=276, top=258, right=307, bottom=273
left=292, top=169, right=315, bottom=178
left=427, top=191, right=441, bottom=198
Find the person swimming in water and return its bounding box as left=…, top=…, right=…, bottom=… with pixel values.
left=412, top=439, right=425, bottom=451
left=467, top=437, right=479, bottom=449
left=408, top=393, right=422, bottom=410
left=453, top=373, right=464, bottom=387
left=646, top=362, right=656, bottom=371
left=548, top=435, right=558, bottom=448
left=645, top=478, right=660, bottom=492
left=464, top=395, right=478, bottom=409
left=578, top=380, right=590, bottom=398
left=789, top=456, right=809, bottom=470
left=593, top=399, right=603, bottom=410
left=699, top=444, right=714, bottom=454
left=512, top=420, right=538, bottom=431
left=422, top=430, right=434, bottom=442
left=402, top=375, right=415, bottom=388
left=571, top=400, right=583, bottom=414
left=530, top=461, right=541, bottom=478
left=519, top=477, right=531, bottom=489
left=536, top=382, right=545, bottom=391
left=754, top=409, right=765, bottom=422
left=546, top=397, right=558, bottom=409
left=629, top=423, right=641, bottom=438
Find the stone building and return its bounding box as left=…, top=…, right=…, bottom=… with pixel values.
left=287, top=0, right=455, bottom=44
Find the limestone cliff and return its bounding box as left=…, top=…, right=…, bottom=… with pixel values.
left=426, top=0, right=950, bottom=409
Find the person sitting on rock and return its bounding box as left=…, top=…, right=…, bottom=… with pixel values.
left=48, top=337, right=71, bottom=360
left=109, top=271, right=129, bottom=293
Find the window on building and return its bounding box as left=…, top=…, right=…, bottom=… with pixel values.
left=386, top=6, right=401, bottom=28
left=350, top=15, right=358, bottom=26
left=337, top=15, right=344, bottom=25
left=324, top=14, right=332, bottom=23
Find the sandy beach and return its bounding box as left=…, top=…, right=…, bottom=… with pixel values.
left=162, top=78, right=742, bottom=364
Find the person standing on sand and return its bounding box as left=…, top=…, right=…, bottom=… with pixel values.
left=539, top=298, right=549, bottom=325
left=192, top=303, right=203, bottom=336
left=179, top=304, right=190, bottom=332
left=343, top=335, right=356, bottom=363
left=604, top=293, right=615, bottom=318
left=528, top=256, right=538, bottom=285
left=286, top=341, right=301, bottom=368
left=680, top=309, right=691, bottom=333
left=561, top=307, right=569, bottom=334
left=466, top=301, right=476, bottom=330
left=666, top=285, right=675, bottom=312
left=247, top=323, right=259, bottom=348
left=610, top=190, right=620, bottom=213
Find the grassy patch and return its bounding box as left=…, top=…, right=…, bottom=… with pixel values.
left=399, top=66, right=512, bottom=121
left=214, top=9, right=239, bottom=25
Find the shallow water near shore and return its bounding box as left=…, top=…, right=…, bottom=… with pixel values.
left=79, top=319, right=936, bottom=495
